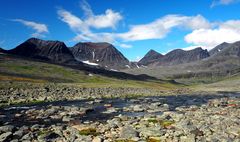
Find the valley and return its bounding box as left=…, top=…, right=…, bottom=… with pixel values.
left=0, top=38, right=239, bottom=142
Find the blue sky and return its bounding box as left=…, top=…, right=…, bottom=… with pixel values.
left=1, top=0, right=240, bottom=61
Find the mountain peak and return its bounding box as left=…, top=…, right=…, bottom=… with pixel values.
left=71, top=42, right=130, bottom=69
left=209, top=42, right=230, bottom=56
left=138, top=49, right=163, bottom=65
left=8, top=38, right=74, bottom=63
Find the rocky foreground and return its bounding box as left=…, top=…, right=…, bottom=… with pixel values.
left=0, top=84, right=187, bottom=107
left=0, top=92, right=239, bottom=142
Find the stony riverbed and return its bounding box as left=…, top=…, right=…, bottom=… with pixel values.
left=0, top=93, right=240, bottom=142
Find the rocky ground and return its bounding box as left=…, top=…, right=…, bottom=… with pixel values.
left=0, top=84, right=188, bottom=107
left=0, top=92, right=239, bottom=142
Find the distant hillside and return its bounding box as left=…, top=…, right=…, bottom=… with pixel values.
left=138, top=47, right=209, bottom=66
left=124, top=41, right=240, bottom=84
left=0, top=53, right=179, bottom=90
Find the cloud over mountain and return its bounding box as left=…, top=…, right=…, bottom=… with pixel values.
left=185, top=20, right=240, bottom=49
left=12, top=19, right=48, bottom=37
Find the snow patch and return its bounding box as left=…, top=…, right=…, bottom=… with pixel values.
left=92, top=51, right=95, bottom=60
left=136, top=64, right=140, bottom=68
left=110, top=69, right=118, bottom=72
left=82, top=60, right=98, bottom=66
left=141, top=65, right=148, bottom=68
left=88, top=73, right=93, bottom=77
left=218, top=49, right=221, bottom=52
left=125, top=65, right=131, bottom=68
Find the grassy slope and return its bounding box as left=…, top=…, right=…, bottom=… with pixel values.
left=123, top=56, right=240, bottom=92
left=0, top=54, right=180, bottom=91
left=192, top=73, right=240, bottom=92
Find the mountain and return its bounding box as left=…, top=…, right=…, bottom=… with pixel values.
left=139, top=47, right=210, bottom=67
left=8, top=38, right=76, bottom=63
left=157, top=47, right=210, bottom=66
left=138, top=49, right=163, bottom=66
left=70, top=42, right=130, bottom=69
left=125, top=42, right=240, bottom=82
left=209, top=42, right=230, bottom=56
left=0, top=48, right=6, bottom=53
left=214, top=41, right=240, bottom=57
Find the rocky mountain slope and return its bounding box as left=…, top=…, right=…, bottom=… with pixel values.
left=70, top=42, right=131, bottom=69
left=138, top=49, right=163, bottom=66
left=7, top=38, right=76, bottom=63
left=209, top=42, right=230, bottom=56
left=138, top=47, right=209, bottom=66
left=0, top=47, right=6, bottom=53
left=214, top=41, right=240, bottom=57
left=124, top=41, right=240, bottom=83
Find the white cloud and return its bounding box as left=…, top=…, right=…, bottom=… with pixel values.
left=80, top=0, right=94, bottom=18
left=57, top=0, right=122, bottom=43
left=57, top=9, right=89, bottom=33
left=85, top=9, right=122, bottom=29
left=119, top=43, right=132, bottom=48
left=12, top=19, right=48, bottom=37
left=117, top=14, right=210, bottom=41
left=57, top=1, right=240, bottom=52
left=182, top=45, right=208, bottom=51
left=185, top=20, right=240, bottom=50
left=72, top=32, right=115, bottom=43
left=211, top=0, right=240, bottom=7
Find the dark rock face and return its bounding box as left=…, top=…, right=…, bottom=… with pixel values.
left=137, top=47, right=210, bottom=66
left=215, top=41, right=240, bottom=57
left=138, top=49, right=163, bottom=66
left=0, top=48, right=6, bottom=53
left=8, top=38, right=75, bottom=63
left=209, top=42, right=230, bottom=56
left=70, top=42, right=130, bottom=69
left=156, top=48, right=209, bottom=66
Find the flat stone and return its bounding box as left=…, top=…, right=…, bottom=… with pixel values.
left=0, top=132, right=12, bottom=142
left=92, top=136, right=102, bottom=142
left=0, top=125, right=14, bottom=133
left=119, top=126, right=139, bottom=139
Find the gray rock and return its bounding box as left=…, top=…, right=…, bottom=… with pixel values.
left=0, top=125, right=14, bottom=133
left=92, top=136, right=103, bottom=142
left=13, top=129, right=24, bottom=139
left=119, top=126, right=139, bottom=139
left=133, top=105, right=144, bottom=112
left=62, top=116, right=74, bottom=122
left=0, top=132, right=12, bottom=142
left=139, top=127, right=165, bottom=137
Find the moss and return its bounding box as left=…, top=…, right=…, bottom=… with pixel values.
left=79, top=128, right=99, bottom=136
left=147, top=119, right=175, bottom=128
left=147, top=119, right=159, bottom=124
left=159, top=120, right=175, bottom=128
left=147, top=137, right=161, bottom=142
left=38, top=129, right=50, bottom=136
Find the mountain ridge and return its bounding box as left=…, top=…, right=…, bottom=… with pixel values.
left=138, top=47, right=210, bottom=66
